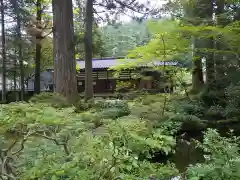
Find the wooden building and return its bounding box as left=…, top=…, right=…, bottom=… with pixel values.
left=76, top=58, right=177, bottom=93
left=26, top=57, right=178, bottom=93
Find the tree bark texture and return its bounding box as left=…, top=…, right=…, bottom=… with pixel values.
left=1, top=0, right=6, bottom=101
left=191, top=0, right=214, bottom=90
left=10, top=0, right=24, bottom=100
left=205, top=37, right=215, bottom=87
left=214, top=0, right=225, bottom=85
left=192, top=37, right=204, bottom=91
left=201, top=1, right=214, bottom=87
left=52, top=0, right=78, bottom=102
left=34, top=0, right=42, bottom=94
left=84, top=0, right=94, bottom=100
left=15, top=1, right=25, bottom=100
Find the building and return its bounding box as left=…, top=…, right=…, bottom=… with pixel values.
left=26, top=57, right=178, bottom=93
left=27, top=69, right=53, bottom=92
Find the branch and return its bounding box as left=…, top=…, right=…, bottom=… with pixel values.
left=0, top=172, right=15, bottom=180
left=93, top=8, right=104, bottom=22
left=11, top=131, right=34, bottom=156
left=42, top=29, right=53, bottom=39
left=2, top=139, right=18, bottom=154
left=99, top=140, right=118, bottom=179
left=35, top=132, right=70, bottom=155
left=93, top=0, right=155, bottom=17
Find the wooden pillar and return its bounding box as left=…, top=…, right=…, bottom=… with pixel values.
left=146, top=80, right=152, bottom=89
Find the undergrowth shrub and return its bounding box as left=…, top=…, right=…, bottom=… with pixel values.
left=99, top=107, right=126, bottom=119
left=0, top=102, right=72, bottom=134
left=95, top=99, right=129, bottom=110
left=29, top=92, right=72, bottom=108
left=130, top=99, right=170, bottom=121
left=74, top=99, right=95, bottom=112
left=205, top=105, right=225, bottom=120
left=140, top=94, right=167, bottom=105
left=197, top=89, right=226, bottom=107
left=153, top=114, right=183, bottom=136
left=95, top=99, right=131, bottom=119
left=130, top=104, right=151, bottom=119
left=187, top=129, right=240, bottom=180
left=173, top=114, right=206, bottom=132
left=225, top=85, right=240, bottom=119
left=0, top=101, right=179, bottom=180
left=175, top=99, right=205, bottom=117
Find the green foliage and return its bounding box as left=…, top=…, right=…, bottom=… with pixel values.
left=96, top=99, right=131, bottom=119
left=0, top=102, right=73, bottom=135
left=205, top=105, right=225, bottom=120
left=0, top=95, right=180, bottom=180
left=95, top=99, right=129, bottom=110
left=116, top=80, right=134, bottom=92
left=138, top=94, right=167, bottom=105
left=187, top=129, right=240, bottom=180
left=224, top=85, right=240, bottom=119
left=29, top=92, right=72, bottom=108
left=40, top=38, right=54, bottom=70
left=197, top=89, right=226, bottom=107
left=127, top=19, right=191, bottom=64
left=74, top=27, right=107, bottom=59
left=101, top=20, right=151, bottom=57
left=176, top=99, right=205, bottom=117
left=74, top=99, right=94, bottom=112
left=74, top=99, right=130, bottom=119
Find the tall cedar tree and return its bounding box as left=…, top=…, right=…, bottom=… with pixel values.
left=52, top=0, right=78, bottom=102
left=34, top=0, right=42, bottom=94
left=0, top=0, right=6, bottom=101
left=84, top=0, right=94, bottom=100
left=11, top=0, right=25, bottom=100
left=197, top=0, right=214, bottom=87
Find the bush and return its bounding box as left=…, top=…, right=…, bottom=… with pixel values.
left=74, top=99, right=95, bottom=112
left=95, top=99, right=131, bottom=119
left=197, top=89, right=226, bottom=107
left=205, top=105, right=225, bottom=120
left=224, top=85, right=240, bottom=119
left=176, top=99, right=205, bottom=117
left=141, top=94, right=167, bottom=105
left=130, top=104, right=151, bottom=119
left=0, top=101, right=180, bottom=180
left=29, top=92, right=72, bottom=108
left=153, top=115, right=183, bottom=136
left=225, top=85, right=240, bottom=104
left=186, top=129, right=240, bottom=180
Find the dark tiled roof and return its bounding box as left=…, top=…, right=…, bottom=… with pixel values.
left=76, top=58, right=178, bottom=69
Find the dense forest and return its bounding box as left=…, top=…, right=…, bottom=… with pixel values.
left=1, top=0, right=240, bottom=179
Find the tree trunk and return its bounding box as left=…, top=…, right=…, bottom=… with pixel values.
left=191, top=0, right=214, bottom=91
left=185, top=1, right=205, bottom=92
left=34, top=0, right=42, bottom=94
left=1, top=0, right=6, bottom=101
left=52, top=0, right=78, bottom=102
left=192, top=37, right=204, bottom=91
left=11, top=0, right=25, bottom=100
left=215, top=0, right=225, bottom=86
left=202, top=1, right=214, bottom=88
left=14, top=1, right=25, bottom=101
left=84, top=0, right=94, bottom=100
left=13, top=48, right=19, bottom=101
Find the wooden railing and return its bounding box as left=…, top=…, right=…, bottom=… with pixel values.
left=77, top=70, right=134, bottom=80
